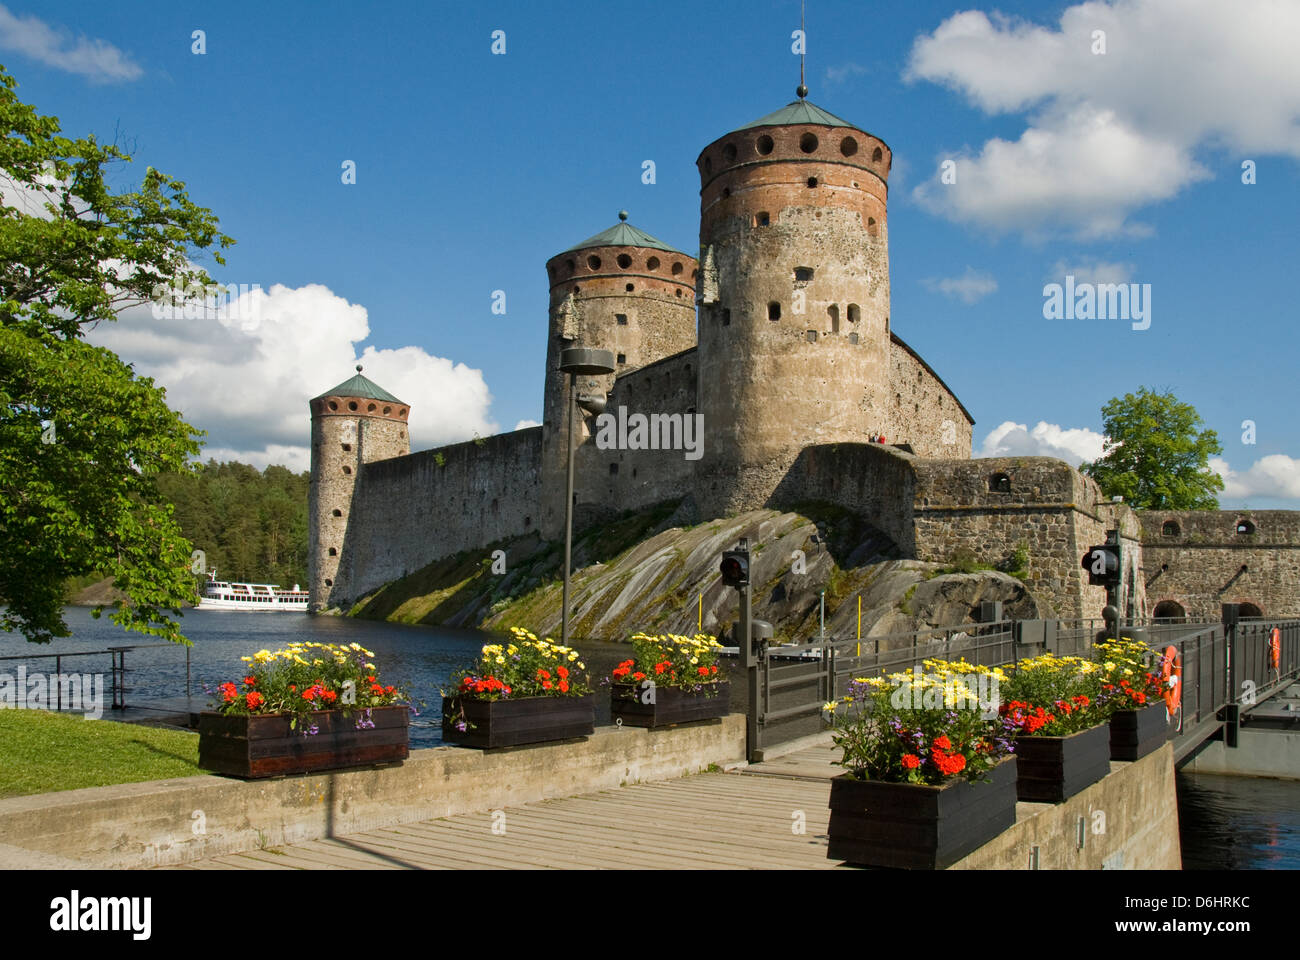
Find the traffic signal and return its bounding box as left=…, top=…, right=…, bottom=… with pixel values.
left=1082, top=544, right=1120, bottom=586
left=720, top=549, right=749, bottom=587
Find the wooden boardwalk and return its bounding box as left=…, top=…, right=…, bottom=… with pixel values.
left=173, top=748, right=844, bottom=871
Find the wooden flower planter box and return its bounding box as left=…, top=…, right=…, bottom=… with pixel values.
left=198, top=705, right=409, bottom=779
left=441, top=693, right=595, bottom=748
left=1014, top=722, right=1111, bottom=802
left=610, top=681, right=730, bottom=728
left=1109, top=703, right=1169, bottom=761
left=826, top=756, right=1019, bottom=870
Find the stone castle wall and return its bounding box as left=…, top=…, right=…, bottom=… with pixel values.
left=886, top=333, right=974, bottom=458
left=1137, top=510, right=1300, bottom=620
left=332, top=427, right=542, bottom=607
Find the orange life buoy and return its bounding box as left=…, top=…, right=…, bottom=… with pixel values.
left=1269, top=627, right=1281, bottom=672
left=1161, top=645, right=1182, bottom=719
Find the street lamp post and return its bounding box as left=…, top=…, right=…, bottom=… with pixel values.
left=558, top=347, right=615, bottom=647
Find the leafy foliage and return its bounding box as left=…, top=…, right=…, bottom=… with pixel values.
left=1082, top=387, right=1223, bottom=509
left=0, top=65, right=234, bottom=643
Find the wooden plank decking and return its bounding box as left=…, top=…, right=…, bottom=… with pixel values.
left=172, top=748, right=843, bottom=870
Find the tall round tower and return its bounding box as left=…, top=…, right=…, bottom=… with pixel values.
left=695, top=90, right=893, bottom=518
left=538, top=212, right=697, bottom=539
left=308, top=366, right=410, bottom=611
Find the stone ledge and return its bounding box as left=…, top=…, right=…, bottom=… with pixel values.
left=0, top=715, right=746, bottom=869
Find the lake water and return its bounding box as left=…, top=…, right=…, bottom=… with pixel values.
left=1176, top=770, right=1300, bottom=869
left=0, top=608, right=745, bottom=747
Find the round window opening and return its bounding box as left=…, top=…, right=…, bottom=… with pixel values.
left=840, top=136, right=858, bottom=157
left=617, top=254, right=632, bottom=269
left=800, top=133, right=819, bottom=153
left=646, top=256, right=660, bottom=270
left=587, top=255, right=601, bottom=271
left=756, top=135, right=774, bottom=155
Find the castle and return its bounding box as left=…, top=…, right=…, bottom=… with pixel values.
left=307, top=89, right=1300, bottom=628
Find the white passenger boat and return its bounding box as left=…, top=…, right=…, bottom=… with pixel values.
left=197, top=570, right=309, bottom=611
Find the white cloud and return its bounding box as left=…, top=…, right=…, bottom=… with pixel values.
left=824, top=63, right=869, bottom=86
left=0, top=4, right=142, bottom=83
left=1048, top=258, right=1135, bottom=286
left=923, top=266, right=998, bottom=304
left=86, top=283, right=499, bottom=471
left=979, top=420, right=1107, bottom=465
left=1211, top=455, right=1300, bottom=501
left=905, top=1, right=1300, bottom=238
left=513, top=419, right=541, bottom=431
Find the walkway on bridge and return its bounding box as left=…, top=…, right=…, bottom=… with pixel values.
left=172, top=747, right=842, bottom=871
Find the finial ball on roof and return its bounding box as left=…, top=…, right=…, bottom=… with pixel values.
left=796, top=84, right=808, bottom=99
left=356, top=364, right=362, bottom=373
left=618, top=210, right=628, bottom=221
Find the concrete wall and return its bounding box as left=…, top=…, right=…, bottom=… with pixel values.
left=335, top=427, right=542, bottom=606
left=950, top=743, right=1181, bottom=869
left=886, top=332, right=974, bottom=459
left=1181, top=728, right=1300, bottom=779
left=1138, top=510, right=1300, bottom=620
left=0, top=716, right=747, bottom=869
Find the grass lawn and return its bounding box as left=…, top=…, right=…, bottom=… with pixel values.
left=0, top=709, right=202, bottom=798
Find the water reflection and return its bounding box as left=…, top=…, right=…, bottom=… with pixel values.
left=1177, top=771, right=1300, bottom=869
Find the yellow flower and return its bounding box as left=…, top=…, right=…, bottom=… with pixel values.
left=240, top=656, right=252, bottom=662
left=822, top=701, right=837, bottom=713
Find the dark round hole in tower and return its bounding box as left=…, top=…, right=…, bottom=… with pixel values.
left=328, top=401, right=338, bottom=411
left=342, top=465, right=352, bottom=475
left=756, top=135, right=774, bottom=155
left=566, top=258, right=576, bottom=272
left=367, top=403, right=376, bottom=412
left=800, top=133, right=819, bottom=153
left=704, top=156, right=713, bottom=174
left=625, top=283, right=634, bottom=292
left=328, top=547, right=337, bottom=556
left=399, top=408, right=407, bottom=417
left=324, top=578, right=333, bottom=587
left=341, top=443, right=351, bottom=452
left=807, top=177, right=818, bottom=188
left=646, top=256, right=660, bottom=271
left=587, top=255, right=601, bottom=271
left=617, top=254, right=632, bottom=269
left=872, top=146, right=883, bottom=162
left=383, top=406, right=391, bottom=414
left=348, top=401, right=358, bottom=411
left=840, top=136, right=858, bottom=157
left=722, top=187, right=730, bottom=198
left=332, top=509, right=342, bottom=517
left=722, top=143, right=737, bottom=163
left=675, top=289, right=682, bottom=297
left=672, top=262, right=683, bottom=275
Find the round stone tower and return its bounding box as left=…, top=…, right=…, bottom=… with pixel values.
left=538, top=212, right=697, bottom=539
left=694, top=89, right=893, bottom=519
left=308, top=366, right=410, bottom=611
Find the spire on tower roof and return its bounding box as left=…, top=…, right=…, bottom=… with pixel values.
left=313, top=368, right=405, bottom=404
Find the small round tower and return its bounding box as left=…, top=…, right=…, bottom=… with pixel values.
left=308, top=366, right=410, bottom=611
left=538, top=212, right=697, bottom=539
left=694, top=89, right=893, bottom=518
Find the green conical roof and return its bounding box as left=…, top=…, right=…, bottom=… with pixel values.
left=561, top=211, right=685, bottom=255
left=735, top=99, right=855, bottom=132
left=313, top=366, right=405, bottom=404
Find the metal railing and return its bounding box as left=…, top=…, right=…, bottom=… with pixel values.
left=0, top=643, right=190, bottom=711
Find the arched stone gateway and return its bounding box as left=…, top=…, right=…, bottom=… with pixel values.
left=1152, top=600, right=1186, bottom=622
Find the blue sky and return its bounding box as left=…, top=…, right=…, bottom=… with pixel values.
left=5, top=0, right=1299, bottom=507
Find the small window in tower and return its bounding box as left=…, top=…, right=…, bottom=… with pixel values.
left=806, top=330, right=817, bottom=343
left=756, top=135, right=774, bottom=155
left=840, top=136, right=859, bottom=157
left=324, top=578, right=333, bottom=587
left=617, top=254, right=632, bottom=269
left=807, top=177, right=818, bottom=188
left=848, top=332, right=859, bottom=345
left=328, top=547, right=337, bottom=556
left=587, top=255, right=602, bottom=271
left=828, top=304, right=840, bottom=332
left=332, top=509, right=342, bottom=517
left=341, top=443, right=351, bottom=452
left=646, top=256, right=660, bottom=271
left=755, top=212, right=770, bottom=227
left=348, top=401, right=358, bottom=411
left=328, top=401, right=338, bottom=411
left=524, top=515, right=532, bottom=528
left=367, top=403, right=376, bottom=412
left=990, top=473, right=1012, bottom=493
left=675, top=289, right=683, bottom=297
left=609, top=463, right=619, bottom=476
left=768, top=302, right=781, bottom=321
left=704, top=156, right=713, bottom=175
left=872, top=146, right=883, bottom=163
left=722, top=187, right=731, bottom=198
left=1237, top=519, right=1256, bottom=535
left=800, top=133, right=819, bottom=153
left=722, top=143, right=737, bottom=163
left=400, top=408, right=407, bottom=417
left=383, top=406, right=391, bottom=414
left=794, top=267, right=814, bottom=282
left=867, top=217, right=878, bottom=237
left=616, top=314, right=628, bottom=325
left=1162, top=520, right=1180, bottom=537
left=566, top=258, right=576, bottom=272
left=722, top=308, right=731, bottom=326
left=625, top=283, right=634, bottom=292
left=342, top=465, right=352, bottom=475
left=617, top=353, right=626, bottom=364
left=672, top=261, right=683, bottom=276
left=848, top=304, right=861, bottom=324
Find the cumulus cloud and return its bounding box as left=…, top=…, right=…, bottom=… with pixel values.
left=922, top=266, right=998, bottom=304
left=513, top=419, right=542, bottom=430
left=906, top=1, right=1300, bottom=238
left=1210, top=455, right=1300, bottom=501
left=978, top=420, right=1107, bottom=466
left=1048, top=258, right=1135, bottom=286
left=0, top=4, right=142, bottom=83
left=86, top=283, right=499, bottom=471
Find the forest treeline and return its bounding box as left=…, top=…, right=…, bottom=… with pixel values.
left=155, top=460, right=311, bottom=589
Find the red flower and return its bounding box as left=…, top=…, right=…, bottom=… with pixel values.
left=245, top=691, right=263, bottom=709
left=537, top=669, right=552, bottom=681
left=302, top=687, right=316, bottom=701
left=244, top=676, right=257, bottom=686
left=901, top=754, right=921, bottom=770
left=710, top=665, right=718, bottom=675
left=559, top=680, right=569, bottom=693
left=557, top=666, right=569, bottom=679
left=654, top=662, right=668, bottom=675
left=633, top=672, right=645, bottom=681
left=219, top=682, right=238, bottom=703
left=385, top=685, right=395, bottom=694
left=698, top=666, right=710, bottom=676
left=370, top=683, right=384, bottom=695
left=933, top=734, right=952, bottom=751
left=542, top=680, right=553, bottom=690
left=323, top=689, right=338, bottom=702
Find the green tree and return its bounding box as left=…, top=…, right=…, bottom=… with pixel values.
left=0, top=65, right=234, bottom=643
left=1082, top=387, right=1224, bottom=510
